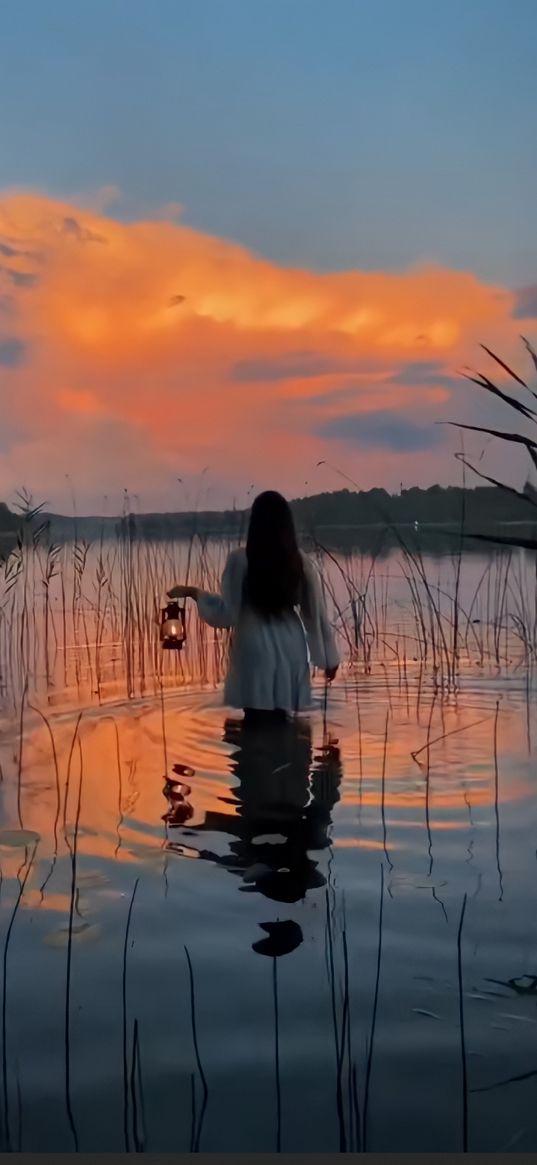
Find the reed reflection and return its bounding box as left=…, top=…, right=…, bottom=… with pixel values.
left=165, top=717, right=342, bottom=953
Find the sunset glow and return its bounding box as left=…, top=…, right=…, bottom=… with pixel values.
left=1, top=191, right=534, bottom=512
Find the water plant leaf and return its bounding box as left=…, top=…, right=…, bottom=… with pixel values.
left=522, top=335, right=537, bottom=379
left=454, top=453, right=537, bottom=509
left=442, top=422, right=537, bottom=473
left=462, top=371, right=537, bottom=421
left=479, top=343, right=528, bottom=389
left=77, top=871, right=110, bottom=888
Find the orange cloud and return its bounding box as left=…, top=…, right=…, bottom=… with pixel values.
left=0, top=190, right=530, bottom=511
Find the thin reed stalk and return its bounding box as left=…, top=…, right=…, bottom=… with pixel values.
left=363, top=863, right=384, bottom=1151
left=122, top=878, right=140, bottom=1153
left=457, top=893, right=468, bottom=1152
left=1, top=842, right=38, bottom=1151
left=493, top=701, right=504, bottom=901
left=272, top=957, right=281, bottom=1153
left=184, top=945, right=208, bottom=1153
left=64, top=739, right=84, bottom=1152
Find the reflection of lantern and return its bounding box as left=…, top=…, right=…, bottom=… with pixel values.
left=162, top=776, right=194, bottom=826
left=160, top=600, right=186, bottom=651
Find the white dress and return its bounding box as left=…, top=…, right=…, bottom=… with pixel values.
left=196, top=548, right=340, bottom=712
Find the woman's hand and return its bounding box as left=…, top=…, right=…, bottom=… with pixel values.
left=167, top=584, right=199, bottom=600
left=325, top=665, right=338, bottom=683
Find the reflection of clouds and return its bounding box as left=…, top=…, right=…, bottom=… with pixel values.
left=0, top=683, right=531, bottom=919
left=21, top=891, right=72, bottom=913
left=335, top=837, right=404, bottom=850
left=342, top=697, right=530, bottom=814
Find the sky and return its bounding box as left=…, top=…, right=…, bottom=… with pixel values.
left=0, top=0, right=536, bottom=513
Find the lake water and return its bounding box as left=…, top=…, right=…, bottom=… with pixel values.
left=1, top=539, right=537, bottom=1151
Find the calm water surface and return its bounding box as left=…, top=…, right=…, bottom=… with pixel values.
left=1, top=544, right=537, bottom=1150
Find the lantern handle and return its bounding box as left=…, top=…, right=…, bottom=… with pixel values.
left=167, top=585, right=198, bottom=601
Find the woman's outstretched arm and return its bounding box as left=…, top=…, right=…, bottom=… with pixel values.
left=168, top=550, right=243, bottom=630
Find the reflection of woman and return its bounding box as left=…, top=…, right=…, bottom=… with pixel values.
left=170, top=717, right=342, bottom=906
left=167, top=491, right=339, bottom=722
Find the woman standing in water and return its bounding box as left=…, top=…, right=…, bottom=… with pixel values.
left=168, top=490, right=339, bottom=723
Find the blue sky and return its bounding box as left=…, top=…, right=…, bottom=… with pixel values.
left=1, top=0, right=535, bottom=284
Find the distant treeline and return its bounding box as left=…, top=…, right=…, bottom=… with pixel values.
left=0, top=503, right=18, bottom=534
left=291, top=485, right=535, bottom=530
left=0, top=485, right=535, bottom=548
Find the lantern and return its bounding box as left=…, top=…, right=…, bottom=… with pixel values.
left=160, top=600, right=186, bottom=651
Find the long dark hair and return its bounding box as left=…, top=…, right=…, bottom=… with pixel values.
left=243, top=491, right=305, bottom=618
